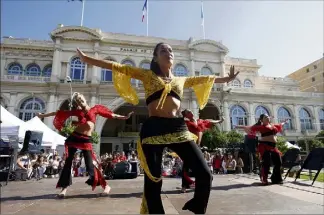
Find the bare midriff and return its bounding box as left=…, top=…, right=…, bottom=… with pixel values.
left=259, top=135, right=277, bottom=143
left=74, top=121, right=95, bottom=136
left=148, top=96, right=181, bottom=118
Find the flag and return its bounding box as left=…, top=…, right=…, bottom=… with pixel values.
left=142, top=0, right=148, bottom=22
left=201, top=1, right=204, bottom=26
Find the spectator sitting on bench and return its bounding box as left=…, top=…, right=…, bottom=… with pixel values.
left=288, top=154, right=302, bottom=178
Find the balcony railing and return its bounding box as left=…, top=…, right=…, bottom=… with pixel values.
left=1, top=75, right=51, bottom=83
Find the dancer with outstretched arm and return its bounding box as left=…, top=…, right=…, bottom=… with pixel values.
left=77, top=43, right=238, bottom=214
left=180, top=109, right=224, bottom=193
left=236, top=114, right=288, bottom=185
left=37, top=92, right=133, bottom=197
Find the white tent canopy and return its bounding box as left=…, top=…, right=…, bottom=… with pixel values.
left=0, top=119, right=19, bottom=141
left=285, top=141, right=300, bottom=149
left=1, top=106, right=65, bottom=149
left=26, top=117, right=66, bottom=148
left=0, top=105, right=28, bottom=141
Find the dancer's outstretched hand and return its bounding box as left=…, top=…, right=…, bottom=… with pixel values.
left=36, top=113, right=41, bottom=117
left=126, top=111, right=134, bottom=119
left=77, top=48, right=87, bottom=62
left=225, top=66, right=239, bottom=83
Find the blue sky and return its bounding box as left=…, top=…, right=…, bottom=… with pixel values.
left=2, top=0, right=323, bottom=77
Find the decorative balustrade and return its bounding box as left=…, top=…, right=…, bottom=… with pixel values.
left=230, top=87, right=324, bottom=98
left=1, top=75, right=51, bottom=83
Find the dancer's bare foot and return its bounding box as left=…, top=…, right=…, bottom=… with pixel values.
left=57, top=188, right=67, bottom=198
left=100, top=185, right=111, bottom=196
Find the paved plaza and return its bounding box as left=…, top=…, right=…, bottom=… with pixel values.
left=1, top=174, right=323, bottom=214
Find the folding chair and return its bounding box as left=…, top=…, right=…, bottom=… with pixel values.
left=295, top=148, right=324, bottom=185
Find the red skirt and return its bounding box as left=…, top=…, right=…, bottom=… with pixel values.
left=61, top=132, right=107, bottom=191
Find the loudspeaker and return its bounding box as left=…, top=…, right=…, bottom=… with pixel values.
left=0, top=147, right=14, bottom=185
left=21, top=130, right=43, bottom=153
left=244, top=135, right=258, bottom=153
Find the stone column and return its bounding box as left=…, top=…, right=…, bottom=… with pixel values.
left=220, top=54, right=227, bottom=87
left=8, top=93, right=17, bottom=115
left=293, top=105, right=301, bottom=132
left=83, top=64, right=88, bottom=84
left=91, top=52, right=100, bottom=84
left=44, top=93, right=56, bottom=128
left=66, top=62, right=70, bottom=81
left=90, top=94, right=97, bottom=107
left=1, top=56, right=6, bottom=77
left=190, top=51, right=195, bottom=76
left=51, top=39, right=61, bottom=82
left=191, top=100, right=199, bottom=119
left=311, top=106, right=320, bottom=131
left=248, top=102, right=254, bottom=125
left=271, top=103, right=278, bottom=123
left=223, top=100, right=230, bottom=131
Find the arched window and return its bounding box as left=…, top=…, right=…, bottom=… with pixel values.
left=121, top=59, right=135, bottom=67
left=101, top=58, right=115, bottom=82
left=231, top=79, right=241, bottom=88
left=122, top=59, right=136, bottom=84
left=25, top=64, right=41, bottom=76
left=19, top=97, right=46, bottom=121
left=278, top=107, right=292, bottom=130
left=230, top=105, right=247, bottom=129
left=255, top=106, right=269, bottom=122
left=244, top=79, right=253, bottom=88
left=299, top=108, right=312, bottom=130
left=201, top=67, right=212, bottom=75
left=7, top=63, right=23, bottom=75
left=43, top=65, right=52, bottom=77
left=70, top=57, right=85, bottom=80
left=140, top=62, right=150, bottom=70
left=319, top=109, right=324, bottom=130
left=174, top=64, right=188, bottom=76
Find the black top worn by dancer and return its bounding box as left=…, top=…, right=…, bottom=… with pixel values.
left=77, top=43, right=238, bottom=214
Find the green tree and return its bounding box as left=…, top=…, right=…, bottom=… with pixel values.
left=276, top=136, right=289, bottom=155
left=315, top=130, right=324, bottom=144
left=297, top=138, right=324, bottom=151
left=60, top=122, right=100, bottom=145
left=226, top=130, right=244, bottom=144
left=201, top=126, right=228, bottom=149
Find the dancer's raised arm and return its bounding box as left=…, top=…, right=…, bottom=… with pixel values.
left=77, top=48, right=113, bottom=70
left=184, top=65, right=239, bottom=87
left=77, top=48, right=146, bottom=81
left=207, top=116, right=225, bottom=125
left=36, top=112, right=57, bottom=118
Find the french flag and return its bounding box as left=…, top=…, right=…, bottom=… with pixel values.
left=142, top=0, right=148, bottom=22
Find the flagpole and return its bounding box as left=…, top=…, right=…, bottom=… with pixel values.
left=81, top=0, right=85, bottom=26
left=146, top=0, right=149, bottom=36
left=201, top=1, right=205, bottom=39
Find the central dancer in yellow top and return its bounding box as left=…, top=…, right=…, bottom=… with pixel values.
left=77, top=43, right=238, bottom=214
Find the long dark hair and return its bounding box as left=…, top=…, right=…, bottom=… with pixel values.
left=150, top=42, right=165, bottom=76
left=254, top=114, right=266, bottom=126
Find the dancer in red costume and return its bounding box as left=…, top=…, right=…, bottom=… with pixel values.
left=181, top=109, right=224, bottom=192
left=37, top=92, right=133, bottom=197
left=236, top=114, right=288, bottom=185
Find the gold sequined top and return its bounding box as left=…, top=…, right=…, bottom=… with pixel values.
left=112, top=62, right=216, bottom=110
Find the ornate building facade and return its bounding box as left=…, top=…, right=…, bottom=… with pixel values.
left=1, top=25, right=323, bottom=153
